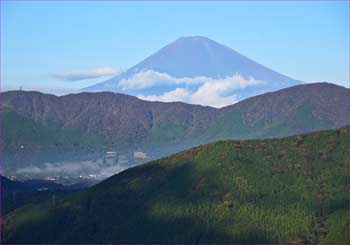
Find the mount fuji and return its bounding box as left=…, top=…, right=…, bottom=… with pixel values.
left=83, top=36, right=301, bottom=107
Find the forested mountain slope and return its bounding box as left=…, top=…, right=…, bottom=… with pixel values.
left=3, top=127, right=350, bottom=244
left=2, top=83, right=349, bottom=157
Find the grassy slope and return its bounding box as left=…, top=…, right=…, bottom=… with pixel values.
left=2, top=111, right=110, bottom=150
left=3, top=127, right=350, bottom=244
left=3, top=97, right=338, bottom=157
left=200, top=103, right=334, bottom=143
left=253, top=103, right=333, bottom=138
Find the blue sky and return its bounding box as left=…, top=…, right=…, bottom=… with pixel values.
left=1, top=1, right=349, bottom=94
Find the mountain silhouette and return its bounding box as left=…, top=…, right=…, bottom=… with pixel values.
left=83, top=36, right=301, bottom=105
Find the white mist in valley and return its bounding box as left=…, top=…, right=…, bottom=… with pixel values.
left=14, top=151, right=149, bottom=181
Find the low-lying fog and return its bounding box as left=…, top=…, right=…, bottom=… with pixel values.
left=3, top=150, right=150, bottom=182
left=16, top=155, right=129, bottom=179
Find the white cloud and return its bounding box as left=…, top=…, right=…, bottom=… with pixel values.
left=118, top=70, right=207, bottom=90
left=52, top=67, right=124, bottom=81
left=189, top=75, right=261, bottom=107
left=138, top=88, right=190, bottom=102
left=133, top=151, right=148, bottom=159
left=190, top=82, right=239, bottom=108
left=134, top=71, right=263, bottom=108
left=140, top=85, right=237, bottom=108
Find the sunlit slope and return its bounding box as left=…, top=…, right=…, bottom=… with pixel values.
left=4, top=127, right=350, bottom=244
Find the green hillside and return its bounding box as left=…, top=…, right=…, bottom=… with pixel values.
left=2, top=111, right=110, bottom=151
left=200, top=103, right=334, bottom=143
left=2, top=83, right=349, bottom=159
left=3, top=127, right=350, bottom=244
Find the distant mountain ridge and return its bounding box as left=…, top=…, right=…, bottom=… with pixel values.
left=83, top=36, right=301, bottom=105
left=2, top=83, right=349, bottom=160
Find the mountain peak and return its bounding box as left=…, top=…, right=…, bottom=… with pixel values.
left=124, top=36, right=297, bottom=80
left=167, top=36, right=225, bottom=54
left=83, top=36, right=301, bottom=105
left=175, top=35, right=212, bottom=42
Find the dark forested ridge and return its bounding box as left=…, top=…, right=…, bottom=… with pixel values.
left=1, top=176, right=79, bottom=215
left=3, top=127, right=350, bottom=244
